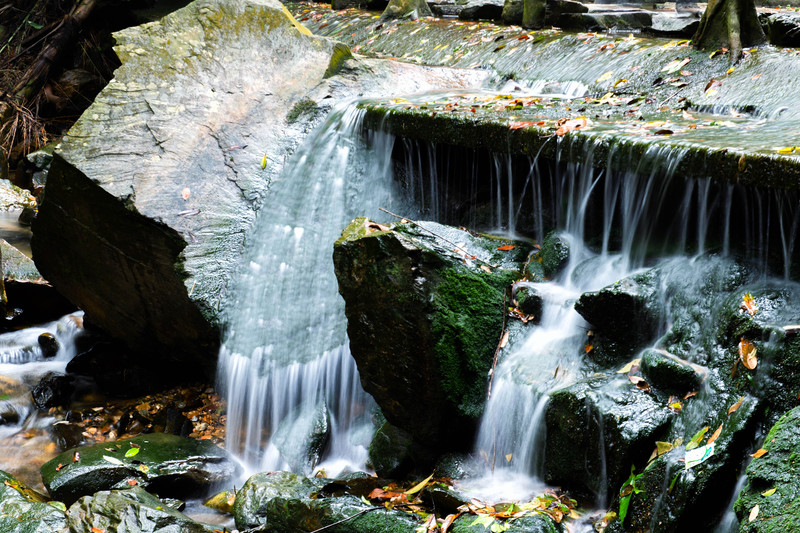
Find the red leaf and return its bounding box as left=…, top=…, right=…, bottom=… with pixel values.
left=497, top=244, right=516, bottom=251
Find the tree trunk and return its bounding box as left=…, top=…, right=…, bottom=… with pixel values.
left=692, top=0, right=765, bottom=61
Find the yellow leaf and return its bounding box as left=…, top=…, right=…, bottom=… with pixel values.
left=613, top=78, right=628, bottom=88
left=617, top=358, right=641, bottom=374
left=762, top=488, right=777, bottom=497
left=707, top=423, right=723, bottom=445
left=726, top=66, right=735, bottom=75
left=596, top=71, right=613, bottom=83
left=749, top=504, right=759, bottom=522
left=728, top=396, right=745, bottom=415
left=505, top=453, right=513, bottom=462
left=777, top=146, right=798, bottom=154
left=739, top=338, right=758, bottom=370
left=751, top=448, right=768, bottom=459
left=404, top=473, right=433, bottom=495
left=655, top=441, right=674, bottom=455
left=742, top=292, right=758, bottom=315
left=261, top=154, right=267, bottom=170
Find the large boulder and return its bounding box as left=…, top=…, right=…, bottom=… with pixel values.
left=734, top=405, right=800, bottom=532
left=0, top=470, right=68, bottom=533
left=333, top=218, right=529, bottom=446
left=66, top=487, right=206, bottom=533
left=41, top=433, right=240, bottom=505
left=233, top=471, right=318, bottom=530
left=31, top=0, right=352, bottom=379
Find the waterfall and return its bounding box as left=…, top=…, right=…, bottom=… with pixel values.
left=217, top=102, right=414, bottom=475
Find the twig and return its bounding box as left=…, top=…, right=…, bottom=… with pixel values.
left=658, top=87, right=686, bottom=108
left=306, top=506, right=385, bottom=533
left=486, top=289, right=509, bottom=399
left=378, top=207, right=497, bottom=268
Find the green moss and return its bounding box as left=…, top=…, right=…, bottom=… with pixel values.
left=431, top=268, right=506, bottom=418
left=286, top=97, right=319, bottom=124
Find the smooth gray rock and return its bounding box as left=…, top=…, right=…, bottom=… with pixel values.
left=0, top=470, right=68, bottom=533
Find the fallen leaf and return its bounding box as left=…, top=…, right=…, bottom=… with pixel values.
left=73, top=451, right=80, bottom=463
left=777, top=146, right=799, bottom=154
left=555, top=117, right=590, bottom=136
left=125, top=448, right=140, bottom=458
left=181, top=187, right=190, bottom=200
left=738, top=155, right=747, bottom=172
left=103, top=455, right=123, bottom=465
left=749, top=504, right=759, bottom=522
left=739, top=338, right=758, bottom=370
left=91, top=528, right=105, bottom=533
left=707, top=424, right=723, bottom=445
left=441, top=514, right=458, bottom=533
left=585, top=344, right=594, bottom=353
left=505, top=453, right=513, bottom=462
left=499, top=330, right=509, bottom=349
left=127, top=479, right=138, bottom=486
left=55, top=463, right=64, bottom=471
left=762, top=488, right=777, bottom=497
left=751, top=448, right=768, bottom=459
left=617, top=358, right=641, bottom=374
left=728, top=396, right=745, bottom=415
left=661, top=57, right=691, bottom=74
left=497, top=244, right=516, bottom=251
left=742, top=292, right=758, bottom=315
left=686, top=426, right=709, bottom=451
left=404, top=473, right=433, bottom=495
left=596, top=71, right=613, bottom=83
left=260, top=154, right=267, bottom=170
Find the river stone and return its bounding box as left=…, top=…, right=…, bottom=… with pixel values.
left=333, top=217, right=528, bottom=446
left=556, top=10, right=652, bottom=32
left=764, top=12, right=800, bottom=47
left=544, top=374, right=673, bottom=500
left=649, top=12, right=700, bottom=37
left=233, top=471, right=318, bottom=529
left=381, top=0, right=433, bottom=20
left=512, top=282, right=543, bottom=321
left=30, top=0, right=353, bottom=380
left=368, top=421, right=415, bottom=478
left=458, top=0, right=505, bottom=21
left=272, top=401, right=330, bottom=472
left=66, top=487, right=206, bottom=533
left=501, top=0, right=523, bottom=24
left=0, top=470, right=68, bottom=533
left=31, top=374, right=75, bottom=410
left=574, top=268, right=662, bottom=354
left=734, top=405, right=800, bottom=532
left=639, top=348, right=706, bottom=394
left=537, top=232, right=570, bottom=278
left=41, top=433, right=240, bottom=505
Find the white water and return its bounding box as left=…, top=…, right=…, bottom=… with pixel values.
left=217, top=103, right=417, bottom=476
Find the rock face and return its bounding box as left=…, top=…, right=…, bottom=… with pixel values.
left=41, top=433, right=240, bottom=505
left=333, top=218, right=528, bottom=446
left=31, top=0, right=352, bottom=378
left=734, top=405, right=800, bottom=532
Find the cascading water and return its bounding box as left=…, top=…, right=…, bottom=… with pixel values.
left=218, top=103, right=418, bottom=475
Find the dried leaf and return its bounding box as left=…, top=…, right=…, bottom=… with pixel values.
left=707, top=423, right=723, bottom=446
left=742, top=292, right=758, bottom=315
left=441, top=514, right=458, bottom=533
left=728, top=396, right=745, bottom=415
left=103, top=455, right=123, bottom=465
left=739, top=338, right=758, bottom=370
left=73, top=452, right=80, bottom=463
left=585, top=344, right=594, bottom=353
left=661, top=57, right=691, bottom=74
left=738, top=155, right=747, bottom=172
left=181, top=187, right=190, bottom=200
left=749, top=504, right=759, bottom=522
left=596, top=71, right=613, bottom=83
left=617, top=358, right=641, bottom=374
left=497, top=244, right=516, bottom=251
left=127, top=479, right=138, bottom=486
left=404, top=473, right=433, bottom=495
left=499, top=331, right=509, bottom=349
left=91, top=528, right=105, bottom=533
left=555, top=117, right=590, bottom=136
left=751, top=448, right=768, bottom=459
left=55, top=463, right=64, bottom=471
left=505, top=453, right=513, bottom=462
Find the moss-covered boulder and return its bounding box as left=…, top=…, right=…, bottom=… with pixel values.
left=574, top=268, right=663, bottom=361
left=0, top=470, right=68, bottom=533
left=234, top=471, right=318, bottom=529
left=333, top=217, right=529, bottom=446
left=544, top=374, right=673, bottom=499
left=30, top=0, right=353, bottom=379
left=450, top=513, right=562, bottom=532
left=639, top=348, right=706, bottom=395
left=368, top=421, right=416, bottom=478
left=272, top=401, right=330, bottom=472
left=41, top=433, right=240, bottom=505
left=734, top=405, right=800, bottom=532
left=537, top=232, right=571, bottom=279
left=66, top=487, right=206, bottom=533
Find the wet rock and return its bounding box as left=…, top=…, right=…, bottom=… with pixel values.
left=649, top=12, right=700, bottom=37
left=458, top=0, right=505, bottom=21
left=233, top=471, right=319, bottom=530
left=26, top=143, right=57, bottom=190
left=0, top=400, right=20, bottom=425
left=574, top=268, right=662, bottom=357
left=639, top=348, right=706, bottom=395
left=434, top=453, right=482, bottom=480
left=0, top=179, right=35, bottom=212
left=734, top=405, right=800, bottom=532
left=334, top=218, right=529, bottom=446
left=332, top=0, right=389, bottom=9
left=382, top=0, right=433, bottom=19
left=512, top=282, right=543, bottom=321
left=613, top=394, right=761, bottom=532
left=0, top=470, right=68, bottom=533
left=451, top=512, right=561, bottom=532
left=501, top=0, right=524, bottom=24
left=544, top=375, right=673, bottom=499
left=50, top=421, right=86, bottom=451
left=37, top=332, right=59, bottom=359
left=763, top=12, right=800, bottom=47
left=31, top=374, right=75, bottom=410
left=537, top=232, right=570, bottom=278
left=272, top=401, right=331, bottom=472
left=41, top=433, right=240, bottom=505
left=150, top=406, right=193, bottom=437
left=204, top=489, right=236, bottom=514
left=30, top=0, right=355, bottom=380
left=66, top=487, right=205, bottom=533
left=368, top=421, right=415, bottom=478
left=557, top=10, right=652, bottom=32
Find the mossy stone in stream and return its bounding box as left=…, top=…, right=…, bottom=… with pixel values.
left=734, top=405, right=800, bottom=533
left=368, top=421, right=415, bottom=478
left=233, top=471, right=318, bottom=530
left=334, top=218, right=529, bottom=448
left=0, top=470, right=68, bottom=533
left=639, top=348, right=706, bottom=395
left=451, top=512, right=562, bottom=532
left=536, top=232, right=570, bottom=278
left=41, top=433, right=240, bottom=505
left=66, top=487, right=205, bottom=533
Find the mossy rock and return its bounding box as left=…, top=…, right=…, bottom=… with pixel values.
left=334, top=218, right=529, bottom=447
left=234, top=471, right=319, bottom=530
left=639, top=348, right=706, bottom=395
left=734, top=405, right=800, bottom=532
left=368, top=421, right=415, bottom=478
left=451, top=512, right=562, bottom=532
left=0, top=470, right=68, bottom=533
left=41, top=433, right=240, bottom=505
